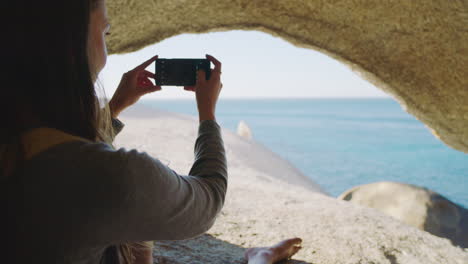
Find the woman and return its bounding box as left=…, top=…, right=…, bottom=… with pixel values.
left=1, top=0, right=302, bottom=263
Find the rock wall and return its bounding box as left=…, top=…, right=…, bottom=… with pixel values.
left=106, top=0, right=468, bottom=153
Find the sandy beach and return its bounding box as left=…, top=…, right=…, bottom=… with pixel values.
left=114, top=103, right=468, bottom=264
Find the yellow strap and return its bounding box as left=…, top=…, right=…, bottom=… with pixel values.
left=20, top=127, right=90, bottom=161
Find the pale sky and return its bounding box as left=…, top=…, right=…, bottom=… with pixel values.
left=98, top=29, right=389, bottom=99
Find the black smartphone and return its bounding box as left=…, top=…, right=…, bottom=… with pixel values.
left=155, top=58, right=211, bottom=86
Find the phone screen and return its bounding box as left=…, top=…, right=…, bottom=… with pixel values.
left=155, top=59, right=211, bottom=86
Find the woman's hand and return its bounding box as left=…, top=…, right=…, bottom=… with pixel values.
left=184, top=54, right=223, bottom=122
left=109, top=55, right=161, bottom=118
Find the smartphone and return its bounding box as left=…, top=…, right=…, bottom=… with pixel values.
left=155, top=58, right=211, bottom=86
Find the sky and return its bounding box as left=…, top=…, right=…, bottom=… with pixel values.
left=98, top=29, right=389, bottom=99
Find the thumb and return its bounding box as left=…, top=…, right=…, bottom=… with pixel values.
left=197, top=69, right=206, bottom=83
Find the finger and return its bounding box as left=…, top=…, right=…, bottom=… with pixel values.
left=147, top=85, right=162, bottom=93
left=143, top=80, right=153, bottom=86
left=206, top=54, right=221, bottom=73
left=138, top=77, right=153, bottom=85
left=184, top=86, right=196, bottom=92
left=139, top=82, right=161, bottom=92
left=138, top=75, right=151, bottom=81
left=142, top=70, right=155, bottom=79
left=138, top=84, right=154, bottom=91
left=135, top=55, right=159, bottom=71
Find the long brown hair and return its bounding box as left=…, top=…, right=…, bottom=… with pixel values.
left=0, top=0, right=141, bottom=263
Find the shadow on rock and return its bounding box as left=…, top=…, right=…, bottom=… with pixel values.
left=152, top=234, right=313, bottom=264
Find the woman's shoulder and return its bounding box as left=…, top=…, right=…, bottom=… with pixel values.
left=18, top=126, right=169, bottom=199
left=19, top=126, right=129, bottom=180
left=21, top=127, right=114, bottom=162
left=18, top=131, right=144, bottom=206
left=22, top=129, right=159, bottom=181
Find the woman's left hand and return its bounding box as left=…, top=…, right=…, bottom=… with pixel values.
left=109, top=55, right=161, bottom=118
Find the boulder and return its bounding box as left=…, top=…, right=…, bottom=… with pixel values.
left=339, top=181, right=468, bottom=248
left=237, top=120, right=253, bottom=140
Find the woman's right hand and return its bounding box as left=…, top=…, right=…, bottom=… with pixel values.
left=184, top=54, right=223, bottom=122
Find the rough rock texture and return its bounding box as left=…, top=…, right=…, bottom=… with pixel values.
left=113, top=105, right=468, bottom=264
left=338, top=181, right=468, bottom=248
left=106, top=0, right=468, bottom=153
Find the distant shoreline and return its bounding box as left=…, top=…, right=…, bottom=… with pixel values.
left=120, top=102, right=326, bottom=194
left=129, top=99, right=468, bottom=208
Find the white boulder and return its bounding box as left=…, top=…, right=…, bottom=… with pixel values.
left=339, top=181, right=468, bottom=248
left=237, top=120, right=253, bottom=140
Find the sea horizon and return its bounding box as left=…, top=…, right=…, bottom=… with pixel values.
left=142, top=96, right=391, bottom=100
left=139, top=98, right=468, bottom=207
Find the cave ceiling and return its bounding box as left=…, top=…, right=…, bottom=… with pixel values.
left=106, top=0, right=468, bottom=153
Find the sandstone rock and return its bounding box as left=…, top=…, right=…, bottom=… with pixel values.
left=339, top=181, right=468, bottom=248
left=114, top=107, right=468, bottom=263
left=106, top=0, right=468, bottom=153
left=237, top=120, right=253, bottom=140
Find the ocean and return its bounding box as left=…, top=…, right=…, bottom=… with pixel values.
left=141, top=98, right=468, bottom=208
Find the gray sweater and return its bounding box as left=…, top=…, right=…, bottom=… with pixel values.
left=5, top=119, right=227, bottom=264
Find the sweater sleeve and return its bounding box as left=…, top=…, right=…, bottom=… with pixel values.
left=97, top=119, right=228, bottom=243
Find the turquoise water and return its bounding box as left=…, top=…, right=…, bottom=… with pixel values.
left=141, top=98, right=468, bottom=207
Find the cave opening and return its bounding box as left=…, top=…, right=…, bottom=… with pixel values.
left=100, top=30, right=468, bottom=207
